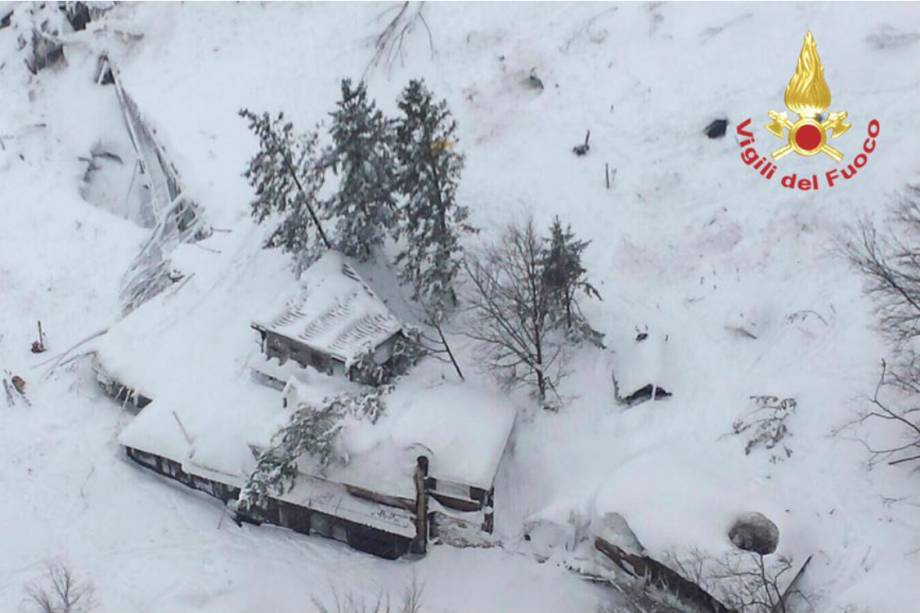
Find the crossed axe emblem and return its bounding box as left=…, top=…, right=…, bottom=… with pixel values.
left=765, top=110, right=851, bottom=162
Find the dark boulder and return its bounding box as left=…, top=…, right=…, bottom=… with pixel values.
left=704, top=118, right=729, bottom=139
left=729, top=512, right=779, bottom=555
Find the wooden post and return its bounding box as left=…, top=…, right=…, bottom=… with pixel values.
left=412, top=455, right=429, bottom=554
left=605, top=163, right=610, bottom=190
left=482, top=487, right=495, bottom=534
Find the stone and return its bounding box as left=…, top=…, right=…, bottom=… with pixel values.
left=704, top=118, right=729, bottom=139
left=729, top=512, right=779, bottom=555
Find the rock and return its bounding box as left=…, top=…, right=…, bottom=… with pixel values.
left=704, top=118, right=729, bottom=139
left=729, top=512, right=779, bottom=555
left=525, top=69, right=545, bottom=90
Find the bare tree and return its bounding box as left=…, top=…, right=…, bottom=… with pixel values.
left=24, top=561, right=96, bottom=613
left=364, top=2, right=434, bottom=78
left=463, top=217, right=565, bottom=405
left=415, top=309, right=464, bottom=381
left=313, top=576, right=424, bottom=613
left=668, top=549, right=806, bottom=613
left=842, top=186, right=920, bottom=466
left=838, top=361, right=920, bottom=468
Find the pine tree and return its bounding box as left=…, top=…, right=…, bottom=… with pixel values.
left=239, top=402, right=341, bottom=510
left=394, top=79, right=474, bottom=322
left=325, top=79, right=397, bottom=261
left=542, top=216, right=601, bottom=333
left=240, top=110, right=330, bottom=269
left=238, top=389, right=389, bottom=510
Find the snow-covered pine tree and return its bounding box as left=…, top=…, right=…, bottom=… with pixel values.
left=239, top=401, right=341, bottom=510
left=542, top=216, right=601, bottom=339
left=239, top=109, right=330, bottom=270
left=325, top=79, right=397, bottom=261
left=238, top=388, right=390, bottom=510
left=394, top=79, right=473, bottom=322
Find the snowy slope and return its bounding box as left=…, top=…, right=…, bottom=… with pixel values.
left=2, top=2, right=920, bottom=611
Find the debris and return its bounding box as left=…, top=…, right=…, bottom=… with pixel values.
left=94, top=54, right=114, bottom=85
left=726, top=325, right=757, bottom=340
left=704, top=118, right=729, bottom=139
left=595, top=537, right=733, bottom=613
left=605, top=163, right=616, bottom=189
left=525, top=68, right=544, bottom=90
left=732, top=396, right=797, bottom=461
left=623, top=383, right=671, bottom=405
left=572, top=130, right=591, bottom=156
left=15, top=3, right=70, bottom=75
left=2, top=378, right=14, bottom=407
left=31, top=320, right=47, bottom=353
left=25, top=28, right=65, bottom=74
left=96, top=54, right=209, bottom=314
left=62, top=2, right=92, bottom=31
left=2, top=371, right=30, bottom=407
left=11, top=375, right=25, bottom=395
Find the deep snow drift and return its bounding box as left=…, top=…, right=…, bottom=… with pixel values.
left=2, top=2, right=920, bottom=612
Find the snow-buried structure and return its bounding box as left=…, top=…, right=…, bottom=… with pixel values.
left=113, top=374, right=515, bottom=558
left=250, top=252, right=405, bottom=384
left=93, top=250, right=515, bottom=558
left=92, top=55, right=209, bottom=314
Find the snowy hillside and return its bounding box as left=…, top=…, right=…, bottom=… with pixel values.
left=2, top=2, right=920, bottom=612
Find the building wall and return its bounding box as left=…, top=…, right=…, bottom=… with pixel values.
left=124, top=446, right=413, bottom=559
left=263, top=331, right=338, bottom=376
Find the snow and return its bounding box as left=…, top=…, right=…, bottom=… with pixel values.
left=3, top=2, right=920, bottom=611
left=253, top=251, right=403, bottom=366
left=611, top=328, right=674, bottom=398
left=388, top=383, right=516, bottom=492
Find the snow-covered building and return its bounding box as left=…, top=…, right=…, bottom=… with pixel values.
left=251, top=252, right=405, bottom=383
left=105, top=352, right=516, bottom=558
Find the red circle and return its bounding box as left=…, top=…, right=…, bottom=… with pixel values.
left=794, top=124, right=822, bottom=151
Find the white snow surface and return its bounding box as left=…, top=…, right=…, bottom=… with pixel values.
left=2, top=2, right=920, bottom=612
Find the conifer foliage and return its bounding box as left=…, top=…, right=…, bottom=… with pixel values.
left=325, top=79, right=398, bottom=261
left=239, top=389, right=390, bottom=510
left=464, top=216, right=601, bottom=405
left=239, top=110, right=330, bottom=268
left=542, top=216, right=601, bottom=333
left=394, top=79, right=473, bottom=321
left=239, top=401, right=341, bottom=511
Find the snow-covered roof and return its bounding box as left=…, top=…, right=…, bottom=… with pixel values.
left=279, top=474, right=418, bottom=538
left=284, top=379, right=518, bottom=494
left=389, top=384, right=517, bottom=491
left=252, top=251, right=403, bottom=365
left=116, top=355, right=516, bottom=509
